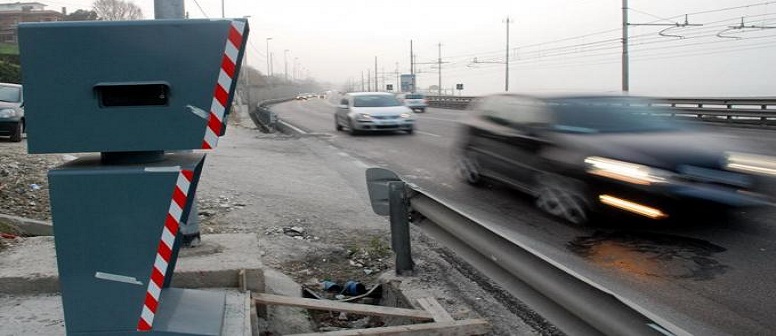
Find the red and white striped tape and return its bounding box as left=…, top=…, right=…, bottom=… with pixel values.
left=202, top=20, right=247, bottom=149
left=137, top=169, right=194, bottom=331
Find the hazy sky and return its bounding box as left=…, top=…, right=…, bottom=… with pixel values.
left=38, top=0, right=776, bottom=96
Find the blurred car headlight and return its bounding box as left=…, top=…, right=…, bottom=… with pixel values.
left=400, top=113, right=411, bottom=118
left=356, top=113, right=372, bottom=121
left=0, top=108, right=16, bottom=118
left=725, top=152, right=776, bottom=177
left=585, top=156, right=674, bottom=185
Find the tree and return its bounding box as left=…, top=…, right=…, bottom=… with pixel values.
left=64, top=9, right=98, bottom=21
left=92, top=0, right=143, bottom=21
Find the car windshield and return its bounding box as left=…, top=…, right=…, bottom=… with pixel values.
left=353, top=95, right=402, bottom=107
left=0, top=85, right=20, bottom=103
left=550, top=98, right=682, bottom=133
left=406, top=94, right=424, bottom=99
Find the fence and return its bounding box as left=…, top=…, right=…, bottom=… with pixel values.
left=425, top=95, right=776, bottom=127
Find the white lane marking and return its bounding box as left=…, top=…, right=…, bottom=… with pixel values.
left=278, top=120, right=307, bottom=134
left=417, top=116, right=461, bottom=123
left=417, top=130, right=442, bottom=138
left=353, top=160, right=371, bottom=169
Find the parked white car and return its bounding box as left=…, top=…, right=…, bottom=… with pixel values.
left=335, top=92, right=416, bottom=135
left=0, top=83, right=23, bottom=142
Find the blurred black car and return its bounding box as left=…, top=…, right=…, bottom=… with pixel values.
left=455, top=94, right=773, bottom=224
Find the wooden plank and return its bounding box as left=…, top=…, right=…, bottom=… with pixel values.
left=286, top=319, right=490, bottom=336
left=253, top=293, right=433, bottom=321
left=415, top=298, right=454, bottom=323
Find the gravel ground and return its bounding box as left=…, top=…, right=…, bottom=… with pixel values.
left=0, top=113, right=559, bottom=335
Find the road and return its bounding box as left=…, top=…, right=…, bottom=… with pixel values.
left=272, top=97, right=776, bottom=336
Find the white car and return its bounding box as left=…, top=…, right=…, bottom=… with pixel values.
left=335, top=92, right=416, bottom=135
left=397, top=92, right=427, bottom=113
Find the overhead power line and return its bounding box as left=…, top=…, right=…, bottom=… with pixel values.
left=191, top=0, right=209, bottom=18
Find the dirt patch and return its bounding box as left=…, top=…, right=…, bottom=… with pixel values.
left=279, top=235, right=393, bottom=287
left=0, top=140, right=66, bottom=222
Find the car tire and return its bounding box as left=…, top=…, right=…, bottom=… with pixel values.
left=348, top=118, right=360, bottom=135
left=406, top=127, right=414, bottom=135
left=456, top=150, right=482, bottom=186
left=418, top=108, right=425, bottom=113
left=534, top=174, right=590, bottom=225
left=10, top=122, right=22, bottom=142
left=335, top=118, right=343, bottom=131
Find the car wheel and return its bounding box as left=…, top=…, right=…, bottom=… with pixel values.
left=10, top=122, right=22, bottom=142
left=335, top=118, right=343, bottom=131
left=419, top=108, right=425, bottom=113
left=406, top=127, right=414, bottom=135
left=456, top=150, right=482, bottom=185
left=348, top=118, right=360, bottom=135
left=535, top=174, right=589, bottom=225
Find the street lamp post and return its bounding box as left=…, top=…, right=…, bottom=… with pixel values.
left=265, top=37, right=272, bottom=77
left=284, top=49, right=289, bottom=82
left=243, top=16, right=251, bottom=110
left=293, top=57, right=298, bottom=81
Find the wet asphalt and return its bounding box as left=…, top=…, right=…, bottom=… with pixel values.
left=273, top=98, right=776, bottom=336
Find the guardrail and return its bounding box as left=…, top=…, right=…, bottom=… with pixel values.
left=249, top=97, right=295, bottom=133
left=365, top=168, right=683, bottom=336
left=426, top=96, right=776, bottom=127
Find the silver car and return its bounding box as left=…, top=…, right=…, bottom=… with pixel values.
left=0, top=83, right=24, bottom=142
left=335, top=92, right=416, bottom=135
left=397, top=92, right=427, bottom=113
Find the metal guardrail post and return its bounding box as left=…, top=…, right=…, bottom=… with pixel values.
left=389, top=181, right=414, bottom=275
left=365, top=168, right=679, bottom=335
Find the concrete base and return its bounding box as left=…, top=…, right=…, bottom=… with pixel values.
left=0, top=234, right=264, bottom=335
left=0, top=234, right=264, bottom=295
left=0, top=289, right=252, bottom=336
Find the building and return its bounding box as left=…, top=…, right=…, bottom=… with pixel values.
left=0, top=2, right=65, bottom=44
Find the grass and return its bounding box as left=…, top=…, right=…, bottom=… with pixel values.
left=0, top=43, right=18, bottom=55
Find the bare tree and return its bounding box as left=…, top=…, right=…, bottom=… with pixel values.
left=92, top=0, right=143, bottom=21
left=64, top=9, right=98, bottom=21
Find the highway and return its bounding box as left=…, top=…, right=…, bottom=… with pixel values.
left=272, top=97, right=776, bottom=336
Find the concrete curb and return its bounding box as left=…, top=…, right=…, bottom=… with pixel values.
left=0, top=213, right=53, bottom=236
left=0, top=268, right=263, bottom=295
left=0, top=234, right=265, bottom=295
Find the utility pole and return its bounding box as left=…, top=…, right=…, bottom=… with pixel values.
left=504, top=17, right=513, bottom=92
left=410, top=40, right=415, bottom=92
left=374, top=57, right=378, bottom=92
left=622, top=0, right=628, bottom=92
left=294, top=57, right=298, bottom=81
left=437, top=42, right=442, bottom=96
left=284, top=49, right=289, bottom=82
left=395, top=62, right=399, bottom=93
left=270, top=52, right=274, bottom=78
left=221, top=0, right=224, bottom=18
left=367, top=70, right=371, bottom=91
left=361, top=71, right=365, bottom=92
left=621, top=1, right=701, bottom=92
left=265, top=37, right=272, bottom=77
left=154, top=0, right=183, bottom=19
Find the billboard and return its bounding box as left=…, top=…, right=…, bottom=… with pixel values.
left=400, top=74, right=415, bottom=92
